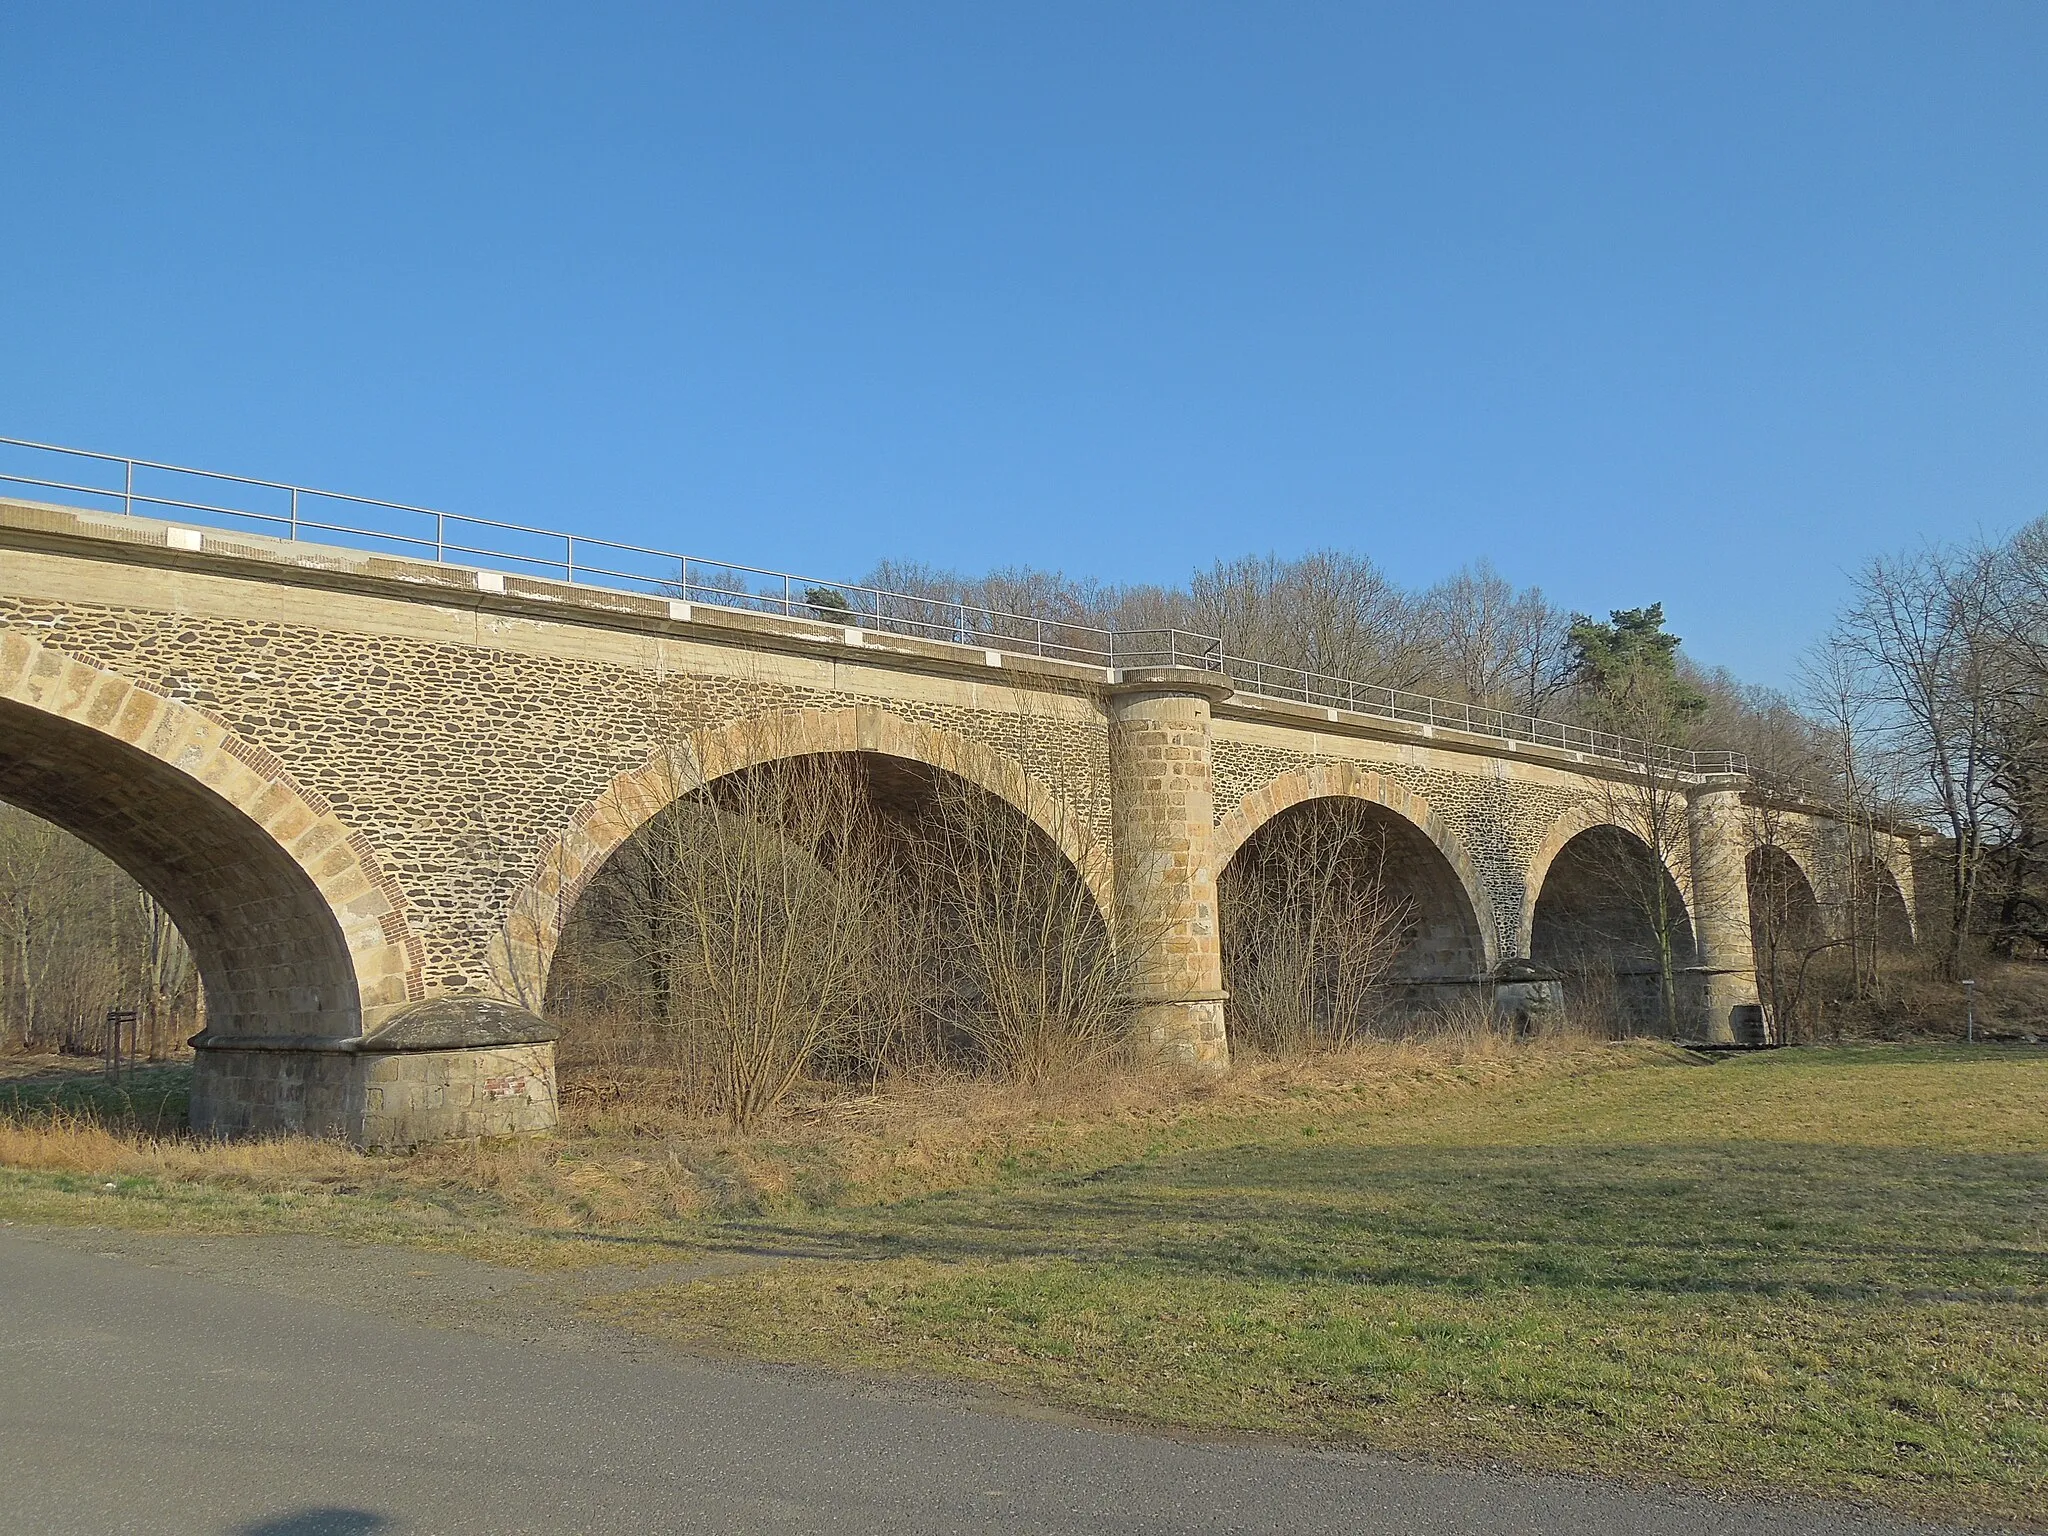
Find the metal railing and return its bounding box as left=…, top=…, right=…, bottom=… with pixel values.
left=0, top=435, right=1747, bottom=778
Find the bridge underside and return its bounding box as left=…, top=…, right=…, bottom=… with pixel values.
left=0, top=694, right=364, bottom=1043
left=1532, top=825, right=1702, bottom=1036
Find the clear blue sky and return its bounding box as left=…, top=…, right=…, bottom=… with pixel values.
left=4, top=3, right=2044, bottom=688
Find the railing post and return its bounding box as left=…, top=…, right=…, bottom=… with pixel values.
left=566, top=535, right=576, bottom=583
left=289, top=486, right=299, bottom=540
left=123, top=458, right=133, bottom=517
left=436, top=512, right=445, bottom=562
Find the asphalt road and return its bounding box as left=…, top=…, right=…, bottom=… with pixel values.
left=0, top=1227, right=1978, bottom=1536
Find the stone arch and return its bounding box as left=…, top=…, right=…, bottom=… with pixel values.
left=1867, top=862, right=1916, bottom=950
left=0, top=632, right=422, bottom=1039
left=1747, top=843, right=1826, bottom=993
left=1215, top=764, right=1497, bottom=971
left=1527, top=808, right=1699, bottom=1032
left=491, top=704, right=1111, bottom=1005
left=1519, top=802, right=1697, bottom=961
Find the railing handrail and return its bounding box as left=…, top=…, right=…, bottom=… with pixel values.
left=0, top=434, right=1747, bottom=778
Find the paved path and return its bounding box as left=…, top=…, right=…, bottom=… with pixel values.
left=0, top=1227, right=1975, bottom=1536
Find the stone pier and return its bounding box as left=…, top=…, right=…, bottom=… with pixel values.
left=1106, top=669, right=1232, bottom=1070
left=1687, top=780, right=1763, bottom=1045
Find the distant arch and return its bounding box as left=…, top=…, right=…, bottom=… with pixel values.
left=1528, top=810, right=1697, bottom=1034
left=1520, top=803, right=1695, bottom=959
left=0, top=632, right=421, bottom=1038
left=1867, top=863, right=1915, bottom=951
left=491, top=705, right=1110, bottom=1005
left=1748, top=843, right=1826, bottom=965
left=1215, top=764, right=1496, bottom=970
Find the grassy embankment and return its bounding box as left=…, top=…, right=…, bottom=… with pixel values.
left=2, top=1041, right=2043, bottom=1525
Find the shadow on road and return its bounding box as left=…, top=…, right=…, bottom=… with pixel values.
left=230, top=1510, right=398, bottom=1536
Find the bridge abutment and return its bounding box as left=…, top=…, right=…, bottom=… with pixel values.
left=1107, top=669, right=1232, bottom=1071
left=190, top=999, right=559, bottom=1150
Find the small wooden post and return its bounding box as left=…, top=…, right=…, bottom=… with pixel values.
left=104, top=1007, right=138, bottom=1079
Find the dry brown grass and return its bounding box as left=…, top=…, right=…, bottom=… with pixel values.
left=0, top=1023, right=1630, bottom=1244
left=558, top=1015, right=1625, bottom=1209
left=0, top=1111, right=359, bottom=1184
left=1807, top=954, right=2048, bottom=1041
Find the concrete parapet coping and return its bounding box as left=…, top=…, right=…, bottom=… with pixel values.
left=1107, top=666, right=1236, bottom=703
left=187, top=1033, right=365, bottom=1053
left=2, top=497, right=1734, bottom=786
left=0, top=497, right=1117, bottom=692
left=1741, top=783, right=1931, bottom=839
left=1215, top=688, right=1735, bottom=788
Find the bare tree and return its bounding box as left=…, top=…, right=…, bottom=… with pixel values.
left=1581, top=769, right=1698, bottom=1036
left=1414, top=562, right=1577, bottom=714
left=1836, top=547, right=2005, bottom=979
left=1220, top=801, right=1418, bottom=1052
left=1739, top=794, right=1856, bottom=1043
left=628, top=744, right=901, bottom=1128
left=1566, top=607, right=1711, bottom=1035
left=1981, top=516, right=2048, bottom=955
left=899, top=764, right=1135, bottom=1082
left=1798, top=636, right=1925, bottom=995
left=1188, top=552, right=1431, bottom=689
left=0, top=806, right=201, bottom=1055
left=137, top=890, right=197, bottom=1058
left=0, top=810, right=71, bottom=1051
left=545, top=687, right=1147, bottom=1115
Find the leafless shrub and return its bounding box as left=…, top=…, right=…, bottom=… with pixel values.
left=897, top=769, right=1137, bottom=1082
left=548, top=705, right=1142, bottom=1116
left=1546, top=951, right=1628, bottom=1039
left=1221, top=802, right=1417, bottom=1053
left=549, top=747, right=900, bottom=1129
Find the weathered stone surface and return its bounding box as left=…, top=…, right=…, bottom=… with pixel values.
left=191, top=1037, right=559, bottom=1149
left=0, top=498, right=1930, bottom=1144
left=359, top=996, right=558, bottom=1052
left=1107, top=674, right=1230, bottom=1071
left=1688, top=782, right=1762, bottom=1046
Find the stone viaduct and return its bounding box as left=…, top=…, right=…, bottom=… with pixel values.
left=0, top=497, right=1926, bottom=1147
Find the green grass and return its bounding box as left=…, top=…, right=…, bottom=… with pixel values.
left=3, top=1044, right=2043, bottom=1522
left=0, top=1060, right=191, bottom=1132
left=594, top=1047, right=2048, bottom=1526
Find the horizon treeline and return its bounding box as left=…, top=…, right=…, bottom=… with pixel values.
left=868, top=524, right=2047, bottom=965
left=865, top=550, right=1813, bottom=763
